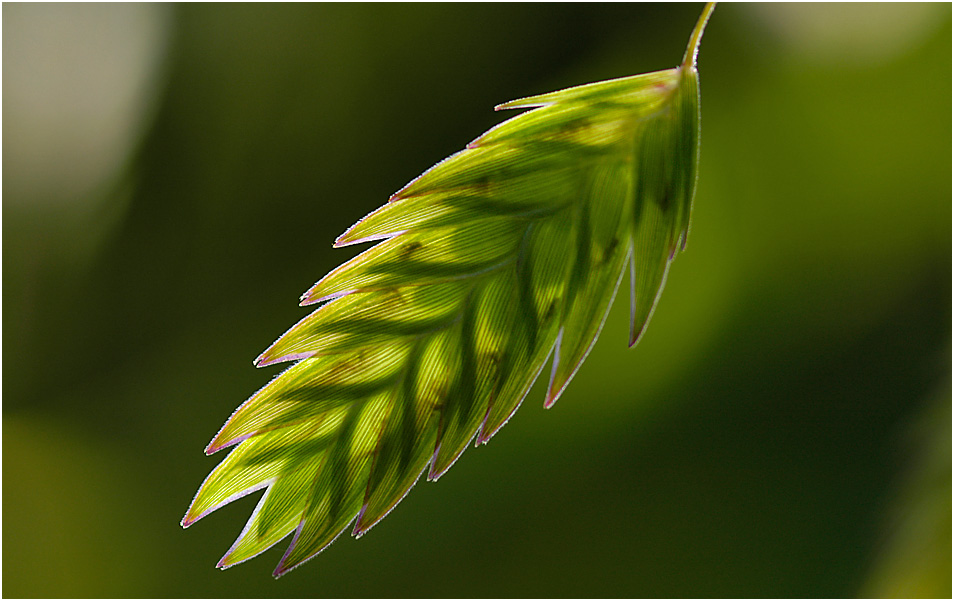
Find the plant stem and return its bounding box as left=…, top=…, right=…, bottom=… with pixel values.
left=682, top=2, right=717, bottom=70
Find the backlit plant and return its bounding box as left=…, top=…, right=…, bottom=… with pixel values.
left=184, top=3, right=716, bottom=577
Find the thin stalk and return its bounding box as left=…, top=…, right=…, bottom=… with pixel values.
left=682, top=2, right=717, bottom=70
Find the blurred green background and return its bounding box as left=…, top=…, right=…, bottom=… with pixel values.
left=3, top=3, right=950, bottom=597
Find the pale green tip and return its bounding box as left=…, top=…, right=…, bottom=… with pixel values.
left=682, top=2, right=716, bottom=70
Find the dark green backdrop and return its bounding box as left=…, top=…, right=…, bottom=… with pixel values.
left=3, top=3, right=950, bottom=597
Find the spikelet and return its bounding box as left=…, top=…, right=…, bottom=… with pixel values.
left=183, top=3, right=715, bottom=577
